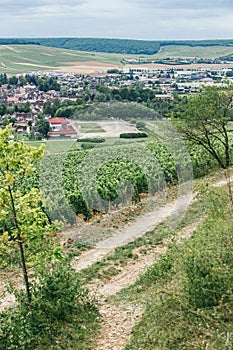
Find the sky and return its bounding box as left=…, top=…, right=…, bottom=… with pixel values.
left=0, top=0, right=233, bottom=40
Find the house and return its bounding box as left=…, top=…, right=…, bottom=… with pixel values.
left=48, top=117, right=78, bottom=138
left=13, top=121, right=29, bottom=134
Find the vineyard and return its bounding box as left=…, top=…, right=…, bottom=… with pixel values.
left=17, top=139, right=220, bottom=226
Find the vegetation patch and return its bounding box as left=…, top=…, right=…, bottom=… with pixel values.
left=77, top=137, right=105, bottom=143
left=0, top=261, right=99, bottom=350
left=121, top=186, right=233, bottom=350
left=119, top=132, right=148, bottom=138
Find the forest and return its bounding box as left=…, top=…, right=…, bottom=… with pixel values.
left=1, top=37, right=233, bottom=55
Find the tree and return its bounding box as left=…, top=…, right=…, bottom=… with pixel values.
left=0, top=104, right=7, bottom=116
left=43, top=101, right=52, bottom=115
left=176, top=86, right=233, bottom=203
left=36, top=118, right=50, bottom=137
left=176, top=86, right=233, bottom=170
left=51, top=98, right=61, bottom=117
left=136, top=121, right=146, bottom=129
left=0, top=126, right=57, bottom=304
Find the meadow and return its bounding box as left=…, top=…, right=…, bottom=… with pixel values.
left=156, top=44, right=233, bottom=59
left=1, top=44, right=233, bottom=74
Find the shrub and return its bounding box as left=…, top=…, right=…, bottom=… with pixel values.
left=136, top=121, right=146, bottom=129
left=81, top=142, right=96, bottom=149
left=119, top=132, right=148, bottom=139
left=77, top=137, right=105, bottom=143
left=0, top=261, right=99, bottom=349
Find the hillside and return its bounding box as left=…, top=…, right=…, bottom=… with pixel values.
left=1, top=38, right=233, bottom=55
left=0, top=44, right=128, bottom=74
left=1, top=42, right=233, bottom=75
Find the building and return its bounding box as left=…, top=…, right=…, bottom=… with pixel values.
left=48, top=117, right=78, bottom=138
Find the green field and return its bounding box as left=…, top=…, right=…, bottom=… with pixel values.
left=74, top=122, right=105, bottom=133
left=0, top=45, right=137, bottom=74
left=156, top=45, right=233, bottom=59
left=1, top=44, right=233, bottom=75
left=25, top=140, right=78, bottom=153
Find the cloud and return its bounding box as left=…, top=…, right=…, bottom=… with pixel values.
left=0, top=0, right=86, bottom=16
left=131, top=0, right=233, bottom=10
left=0, top=0, right=232, bottom=39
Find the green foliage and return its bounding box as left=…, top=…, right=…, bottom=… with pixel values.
left=20, top=137, right=224, bottom=224
left=175, top=85, right=233, bottom=169
left=126, top=187, right=233, bottom=349
left=36, top=118, right=50, bottom=137
left=136, top=121, right=146, bottom=129
left=35, top=37, right=161, bottom=55
left=107, top=68, right=120, bottom=74
left=76, top=102, right=158, bottom=121
left=81, top=142, right=97, bottom=150
left=77, top=137, right=105, bottom=143
left=25, top=38, right=233, bottom=55
left=119, top=132, right=148, bottom=138
left=0, top=126, right=61, bottom=303
left=0, top=261, right=99, bottom=350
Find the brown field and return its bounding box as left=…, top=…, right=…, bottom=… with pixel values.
left=57, top=61, right=121, bottom=74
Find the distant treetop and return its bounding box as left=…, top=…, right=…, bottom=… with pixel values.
left=1, top=37, right=233, bottom=55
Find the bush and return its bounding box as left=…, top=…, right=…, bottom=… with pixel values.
left=136, top=121, right=146, bottom=129
left=0, top=261, right=99, bottom=350
left=81, top=142, right=97, bottom=149
left=77, top=137, right=105, bottom=143
left=119, top=132, right=148, bottom=139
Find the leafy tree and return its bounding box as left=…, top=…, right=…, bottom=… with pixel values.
left=0, top=126, right=57, bottom=304
left=15, top=101, right=31, bottom=113
left=0, top=104, right=7, bottom=116
left=136, top=121, right=146, bottom=129
left=36, top=118, right=50, bottom=137
left=94, top=92, right=106, bottom=102
left=43, top=101, right=52, bottom=115
left=51, top=98, right=61, bottom=117
left=176, top=86, right=233, bottom=169
left=55, top=106, right=74, bottom=118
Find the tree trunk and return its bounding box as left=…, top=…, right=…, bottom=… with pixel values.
left=8, top=186, right=32, bottom=304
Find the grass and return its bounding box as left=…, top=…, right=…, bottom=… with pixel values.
left=25, top=134, right=144, bottom=153
left=114, top=184, right=233, bottom=350
left=1, top=44, right=233, bottom=75
left=75, top=122, right=106, bottom=133
left=0, top=44, right=136, bottom=74
left=25, top=139, right=79, bottom=153
left=156, top=45, right=233, bottom=59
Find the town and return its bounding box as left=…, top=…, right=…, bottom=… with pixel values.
left=0, top=64, right=233, bottom=139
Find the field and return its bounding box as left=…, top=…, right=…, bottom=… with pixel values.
left=156, top=44, right=233, bottom=59
left=74, top=122, right=106, bottom=134
left=73, top=120, right=138, bottom=138
left=0, top=45, right=128, bottom=74
left=25, top=120, right=141, bottom=153
left=1, top=44, right=233, bottom=75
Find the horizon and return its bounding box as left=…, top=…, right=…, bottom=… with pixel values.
left=0, top=37, right=233, bottom=42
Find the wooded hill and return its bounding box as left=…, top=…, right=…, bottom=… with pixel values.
left=1, top=38, right=233, bottom=55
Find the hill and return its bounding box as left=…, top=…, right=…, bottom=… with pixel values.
left=0, top=44, right=127, bottom=74
left=1, top=38, right=233, bottom=55
left=1, top=41, right=233, bottom=75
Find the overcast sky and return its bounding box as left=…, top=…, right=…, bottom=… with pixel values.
left=0, top=0, right=233, bottom=40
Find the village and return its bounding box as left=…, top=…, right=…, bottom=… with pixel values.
left=0, top=64, right=233, bottom=139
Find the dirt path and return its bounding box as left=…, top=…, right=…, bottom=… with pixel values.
left=0, top=173, right=231, bottom=345
left=91, top=220, right=201, bottom=350
left=72, top=195, right=191, bottom=271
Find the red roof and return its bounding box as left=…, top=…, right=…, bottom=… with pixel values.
left=48, top=117, right=68, bottom=125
